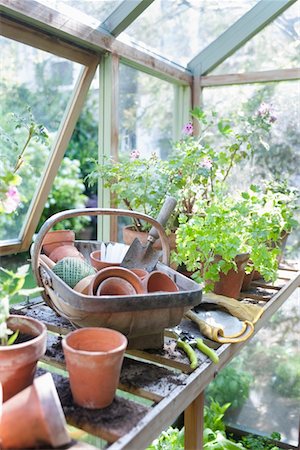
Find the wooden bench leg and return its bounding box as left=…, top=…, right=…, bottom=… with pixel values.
left=184, top=391, right=204, bottom=450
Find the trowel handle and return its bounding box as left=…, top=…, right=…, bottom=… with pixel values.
left=148, top=196, right=177, bottom=243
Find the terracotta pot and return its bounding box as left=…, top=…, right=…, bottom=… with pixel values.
left=241, top=270, right=255, bottom=291
left=0, top=373, right=70, bottom=449
left=62, top=327, right=127, bottom=409
left=130, top=268, right=148, bottom=280
left=213, top=253, right=250, bottom=299
left=122, top=225, right=177, bottom=251
left=89, top=267, right=144, bottom=296
left=42, top=230, right=75, bottom=256
left=143, top=271, right=179, bottom=293
left=90, top=250, right=121, bottom=271
left=97, top=277, right=137, bottom=296
left=73, top=274, right=95, bottom=294
left=0, top=315, right=47, bottom=402
left=49, top=244, right=84, bottom=263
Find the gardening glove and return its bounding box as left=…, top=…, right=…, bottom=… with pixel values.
left=184, top=309, right=254, bottom=344
left=202, top=292, right=264, bottom=324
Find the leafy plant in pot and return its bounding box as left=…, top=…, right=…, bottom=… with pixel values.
left=238, top=182, right=298, bottom=284
left=0, top=264, right=47, bottom=401
left=173, top=190, right=283, bottom=298
left=87, top=151, right=177, bottom=248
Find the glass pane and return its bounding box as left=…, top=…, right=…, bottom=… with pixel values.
left=118, top=0, right=258, bottom=67
left=36, top=0, right=123, bottom=28
left=212, top=2, right=300, bottom=74
left=202, top=80, right=300, bottom=259
left=0, top=36, right=84, bottom=242
left=119, top=64, right=174, bottom=159
left=205, top=290, right=299, bottom=447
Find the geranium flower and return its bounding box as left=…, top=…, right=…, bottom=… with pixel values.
left=257, top=102, right=277, bottom=123
left=182, top=122, right=193, bottom=135
left=130, top=150, right=140, bottom=160
left=200, top=157, right=213, bottom=169
left=2, top=186, right=21, bottom=213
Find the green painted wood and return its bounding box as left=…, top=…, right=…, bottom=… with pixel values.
left=188, top=0, right=297, bottom=75
left=100, top=0, right=154, bottom=37
left=98, top=55, right=114, bottom=243
left=173, top=85, right=191, bottom=140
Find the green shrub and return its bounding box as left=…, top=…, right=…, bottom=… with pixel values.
left=206, top=365, right=252, bottom=410
left=272, top=357, right=300, bottom=398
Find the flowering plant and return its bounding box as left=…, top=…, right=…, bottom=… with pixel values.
left=168, top=105, right=276, bottom=215
left=88, top=104, right=276, bottom=233
left=0, top=107, right=48, bottom=214
left=88, top=152, right=175, bottom=232
left=0, top=108, right=48, bottom=345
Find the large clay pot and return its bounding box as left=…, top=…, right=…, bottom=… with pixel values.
left=213, top=253, right=250, bottom=299
left=62, top=327, right=127, bottom=409
left=42, top=230, right=75, bottom=256
left=89, top=267, right=144, bottom=296
left=0, top=373, right=70, bottom=449
left=97, top=277, right=137, bottom=296
left=49, top=244, right=84, bottom=263
left=123, top=225, right=177, bottom=251
left=0, top=315, right=47, bottom=402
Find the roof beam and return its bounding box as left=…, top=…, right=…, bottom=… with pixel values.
left=188, top=0, right=297, bottom=76
left=100, top=0, right=154, bottom=37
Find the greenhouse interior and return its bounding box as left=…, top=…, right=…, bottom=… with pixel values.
left=0, top=0, right=299, bottom=449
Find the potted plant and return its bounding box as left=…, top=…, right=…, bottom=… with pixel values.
left=173, top=187, right=284, bottom=298
left=0, top=264, right=47, bottom=401
left=173, top=193, right=252, bottom=298
left=87, top=151, right=177, bottom=248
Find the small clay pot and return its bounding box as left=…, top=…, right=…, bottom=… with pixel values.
left=143, top=271, right=179, bottom=293
left=73, top=274, right=95, bottom=295
left=0, top=373, right=70, bottom=449
left=97, top=277, right=137, bottom=296
left=0, top=315, right=47, bottom=402
left=213, top=253, right=250, bottom=299
left=90, top=250, right=121, bottom=271
left=42, top=230, right=75, bottom=256
left=49, top=245, right=84, bottom=263
left=130, top=268, right=148, bottom=280
left=62, top=327, right=127, bottom=409
left=89, top=267, right=144, bottom=296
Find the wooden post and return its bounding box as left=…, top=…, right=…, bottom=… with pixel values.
left=184, top=391, right=204, bottom=450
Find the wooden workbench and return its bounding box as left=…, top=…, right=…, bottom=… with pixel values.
left=11, top=264, right=300, bottom=450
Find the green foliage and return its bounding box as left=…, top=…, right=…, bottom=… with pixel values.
left=66, top=97, right=98, bottom=196
left=146, top=427, right=184, bottom=450
left=206, top=365, right=252, bottom=410
left=241, top=432, right=281, bottom=450
left=88, top=152, right=174, bottom=232
left=0, top=265, right=42, bottom=345
left=272, top=356, right=300, bottom=399
left=38, top=157, right=90, bottom=233
left=0, top=107, right=49, bottom=215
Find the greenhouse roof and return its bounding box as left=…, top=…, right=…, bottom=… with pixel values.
left=1, top=0, right=298, bottom=77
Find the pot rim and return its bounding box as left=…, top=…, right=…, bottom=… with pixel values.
left=0, top=315, right=47, bottom=352
left=62, top=327, right=128, bottom=356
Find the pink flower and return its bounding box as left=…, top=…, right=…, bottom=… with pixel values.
left=200, top=157, right=212, bottom=169
left=182, top=122, right=193, bottom=136
left=257, top=102, right=277, bottom=123
left=3, top=186, right=21, bottom=213
left=130, top=150, right=140, bottom=160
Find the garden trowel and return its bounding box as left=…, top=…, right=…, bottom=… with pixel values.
left=120, top=196, right=177, bottom=272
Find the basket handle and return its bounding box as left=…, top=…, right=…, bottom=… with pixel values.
left=32, top=208, right=171, bottom=282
